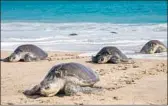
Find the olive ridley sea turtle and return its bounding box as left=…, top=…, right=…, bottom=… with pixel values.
left=140, top=40, right=167, bottom=54
left=92, top=46, right=133, bottom=64
left=2, top=44, right=48, bottom=62
left=24, top=62, right=100, bottom=97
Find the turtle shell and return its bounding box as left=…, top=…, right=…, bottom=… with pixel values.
left=140, top=40, right=166, bottom=53
left=45, top=62, right=99, bottom=84
left=146, top=40, right=166, bottom=47
left=96, top=46, right=128, bottom=59
left=14, top=44, right=48, bottom=59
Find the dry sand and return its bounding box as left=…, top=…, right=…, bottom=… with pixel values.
left=1, top=51, right=167, bottom=105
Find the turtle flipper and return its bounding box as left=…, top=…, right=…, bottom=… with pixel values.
left=109, top=56, right=121, bottom=64
left=3, top=53, right=21, bottom=62
left=64, top=83, right=80, bottom=95
left=24, top=84, right=40, bottom=96
left=24, top=53, right=39, bottom=62
left=1, top=57, right=10, bottom=62
left=121, top=58, right=135, bottom=64
left=64, top=82, right=102, bottom=96
left=79, top=86, right=102, bottom=94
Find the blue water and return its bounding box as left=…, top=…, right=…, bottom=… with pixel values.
left=1, top=1, right=167, bottom=59
left=1, top=1, right=167, bottom=23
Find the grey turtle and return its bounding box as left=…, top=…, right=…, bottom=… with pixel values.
left=92, top=46, right=133, bottom=64
left=3, top=44, right=48, bottom=62
left=140, top=40, right=167, bottom=54
left=24, top=62, right=100, bottom=97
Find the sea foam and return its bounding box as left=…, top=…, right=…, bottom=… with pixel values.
left=1, top=22, right=167, bottom=59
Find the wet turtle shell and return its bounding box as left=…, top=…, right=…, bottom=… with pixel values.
left=44, top=62, right=99, bottom=84
left=14, top=44, right=48, bottom=59
left=140, top=40, right=167, bottom=54
left=92, top=46, right=128, bottom=63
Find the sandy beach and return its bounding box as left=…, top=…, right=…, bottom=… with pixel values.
left=1, top=51, right=167, bottom=105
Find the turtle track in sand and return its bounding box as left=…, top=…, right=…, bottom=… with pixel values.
left=94, top=60, right=167, bottom=91
left=46, top=53, right=88, bottom=61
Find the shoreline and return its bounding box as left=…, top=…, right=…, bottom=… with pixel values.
left=1, top=50, right=167, bottom=105
left=1, top=50, right=167, bottom=60
left=1, top=21, right=167, bottom=24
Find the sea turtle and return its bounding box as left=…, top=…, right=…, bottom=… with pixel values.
left=140, top=40, right=167, bottom=54
left=24, top=62, right=100, bottom=97
left=3, top=44, right=48, bottom=62
left=92, top=46, right=133, bottom=64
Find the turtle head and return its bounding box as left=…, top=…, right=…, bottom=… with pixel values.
left=96, top=55, right=111, bottom=64
left=8, top=53, right=21, bottom=62
left=147, top=42, right=158, bottom=54
left=91, top=56, right=97, bottom=63
left=40, top=78, right=65, bottom=97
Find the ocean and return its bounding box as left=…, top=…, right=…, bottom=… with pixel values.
left=1, top=1, right=167, bottom=59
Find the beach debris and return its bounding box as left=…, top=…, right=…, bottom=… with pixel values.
left=113, top=96, right=119, bottom=100
left=69, top=33, right=78, bottom=36
left=110, top=31, right=117, bottom=34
